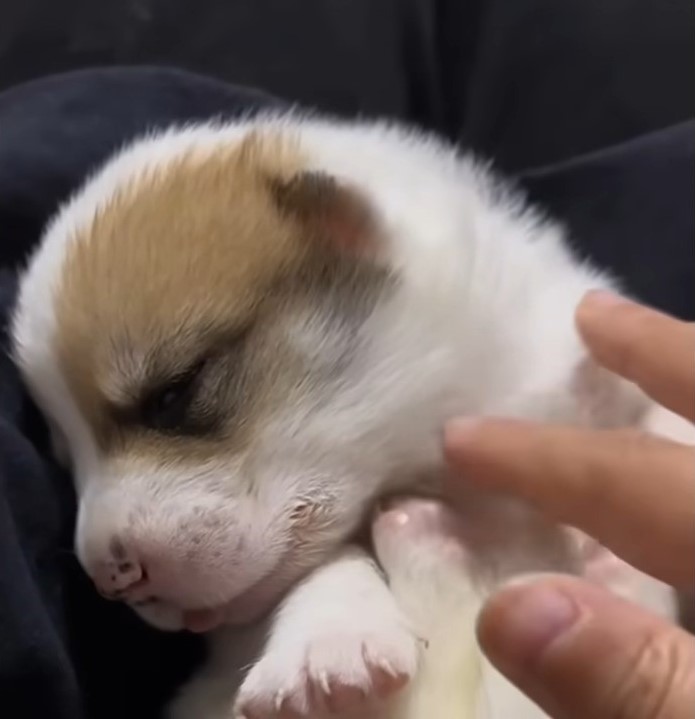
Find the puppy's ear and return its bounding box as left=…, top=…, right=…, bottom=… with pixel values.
left=267, top=171, right=379, bottom=256
left=237, top=130, right=381, bottom=257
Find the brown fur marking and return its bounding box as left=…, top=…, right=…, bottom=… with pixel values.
left=55, top=133, right=308, bottom=435
left=52, top=129, right=388, bottom=463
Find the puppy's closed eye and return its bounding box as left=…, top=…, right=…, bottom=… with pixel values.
left=141, top=360, right=208, bottom=434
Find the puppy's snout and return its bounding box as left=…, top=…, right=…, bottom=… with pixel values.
left=90, top=538, right=147, bottom=599
left=78, top=495, right=265, bottom=611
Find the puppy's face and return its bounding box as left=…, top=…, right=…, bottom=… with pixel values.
left=13, top=131, right=396, bottom=629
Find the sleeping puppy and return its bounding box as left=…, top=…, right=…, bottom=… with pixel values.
left=11, top=112, right=678, bottom=718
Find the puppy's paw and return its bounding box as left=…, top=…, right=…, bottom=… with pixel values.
left=234, top=619, right=418, bottom=717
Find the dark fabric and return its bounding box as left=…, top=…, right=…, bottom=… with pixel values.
left=1, top=0, right=693, bottom=171
left=0, top=3, right=691, bottom=719
left=521, top=119, right=695, bottom=320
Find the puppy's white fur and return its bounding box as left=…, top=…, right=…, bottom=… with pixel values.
left=12, top=112, right=679, bottom=719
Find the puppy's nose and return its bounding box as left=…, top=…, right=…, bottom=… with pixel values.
left=91, top=539, right=147, bottom=599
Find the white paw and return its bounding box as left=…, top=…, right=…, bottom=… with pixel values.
left=234, top=622, right=419, bottom=718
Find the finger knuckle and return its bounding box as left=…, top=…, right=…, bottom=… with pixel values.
left=608, top=628, right=693, bottom=719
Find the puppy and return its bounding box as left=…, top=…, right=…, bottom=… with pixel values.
left=11, top=112, right=678, bottom=718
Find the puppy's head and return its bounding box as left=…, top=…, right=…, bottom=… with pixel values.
left=12, top=128, right=398, bottom=630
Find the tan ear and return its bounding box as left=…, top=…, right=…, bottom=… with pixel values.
left=267, top=171, right=379, bottom=255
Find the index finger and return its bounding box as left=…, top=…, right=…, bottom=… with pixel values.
left=444, top=419, right=695, bottom=588
left=577, top=292, right=695, bottom=422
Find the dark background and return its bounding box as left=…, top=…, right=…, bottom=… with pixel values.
left=1, top=0, right=693, bottom=171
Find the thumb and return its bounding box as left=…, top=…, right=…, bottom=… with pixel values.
left=477, top=575, right=695, bottom=719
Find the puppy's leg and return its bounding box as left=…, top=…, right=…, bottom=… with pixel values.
left=371, top=499, right=482, bottom=719
left=372, top=498, right=550, bottom=719
left=235, top=545, right=420, bottom=719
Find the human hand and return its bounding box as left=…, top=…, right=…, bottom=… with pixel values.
left=444, top=290, right=695, bottom=719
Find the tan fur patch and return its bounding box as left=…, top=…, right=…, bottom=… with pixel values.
left=52, top=129, right=389, bottom=460
left=54, top=132, right=311, bottom=440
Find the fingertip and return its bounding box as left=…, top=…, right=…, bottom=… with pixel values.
left=576, top=289, right=632, bottom=336
left=477, top=575, right=584, bottom=669
left=443, top=417, right=529, bottom=456
left=443, top=418, right=482, bottom=458
left=581, top=289, right=630, bottom=310
left=579, top=289, right=630, bottom=309
left=479, top=574, right=695, bottom=719
left=443, top=417, right=543, bottom=495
